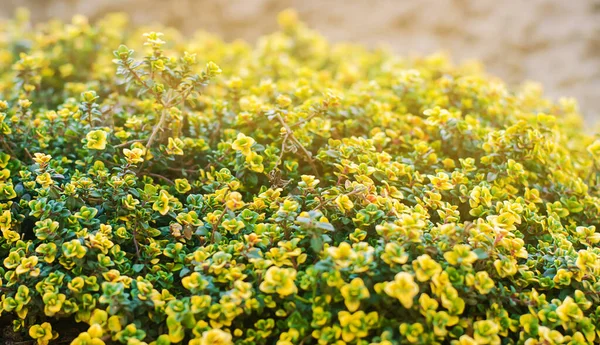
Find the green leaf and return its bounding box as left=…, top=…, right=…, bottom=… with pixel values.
left=473, top=248, right=489, bottom=260
left=310, top=236, right=324, bottom=253
left=315, top=221, right=335, bottom=232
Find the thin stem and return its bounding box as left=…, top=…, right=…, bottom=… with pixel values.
left=278, top=134, right=289, bottom=166
left=0, top=138, right=16, bottom=157
left=132, top=227, right=141, bottom=260
left=295, top=295, right=311, bottom=304
left=165, top=166, right=200, bottom=173
left=211, top=208, right=228, bottom=244
left=145, top=107, right=169, bottom=150
left=125, top=64, right=164, bottom=105
left=290, top=109, right=322, bottom=128
left=23, top=147, right=33, bottom=160
left=85, top=105, right=94, bottom=126
left=146, top=172, right=174, bottom=185
left=289, top=134, right=319, bottom=176
left=274, top=112, right=320, bottom=177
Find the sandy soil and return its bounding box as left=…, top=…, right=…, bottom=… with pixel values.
left=1, top=0, right=599, bottom=124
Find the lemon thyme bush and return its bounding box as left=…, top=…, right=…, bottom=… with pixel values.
left=1, top=7, right=600, bottom=345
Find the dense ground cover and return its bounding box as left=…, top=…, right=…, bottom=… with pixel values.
left=1, top=8, right=600, bottom=345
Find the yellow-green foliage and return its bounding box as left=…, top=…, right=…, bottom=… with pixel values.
left=1, top=7, right=600, bottom=345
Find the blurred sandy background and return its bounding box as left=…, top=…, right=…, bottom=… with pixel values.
left=1, top=0, right=599, bottom=124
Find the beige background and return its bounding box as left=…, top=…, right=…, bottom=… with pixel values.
left=1, top=0, right=599, bottom=124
